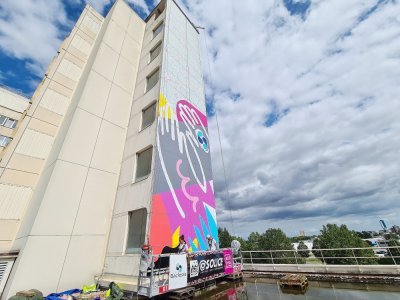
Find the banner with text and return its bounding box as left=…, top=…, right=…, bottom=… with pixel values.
left=169, top=254, right=188, bottom=289
left=188, top=252, right=225, bottom=284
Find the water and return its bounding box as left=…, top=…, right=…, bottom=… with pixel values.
left=195, top=278, right=400, bottom=300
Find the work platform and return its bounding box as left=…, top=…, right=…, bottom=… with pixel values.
left=136, top=248, right=242, bottom=298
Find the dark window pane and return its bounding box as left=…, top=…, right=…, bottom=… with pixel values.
left=141, top=102, right=156, bottom=130
left=126, top=208, right=147, bottom=253
left=135, top=147, right=153, bottom=181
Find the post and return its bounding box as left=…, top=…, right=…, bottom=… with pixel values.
left=320, top=249, right=326, bottom=265
left=294, top=250, right=299, bottom=265
left=351, top=249, right=359, bottom=265
left=388, top=246, right=397, bottom=265
left=150, top=255, right=155, bottom=297
left=249, top=251, right=254, bottom=270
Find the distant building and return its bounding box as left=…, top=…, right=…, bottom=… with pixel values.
left=0, top=0, right=216, bottom=297
left=299, top=230, right=305, bottom=237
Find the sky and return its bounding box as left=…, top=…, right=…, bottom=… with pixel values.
left=0, top=0, right=399, bottom=238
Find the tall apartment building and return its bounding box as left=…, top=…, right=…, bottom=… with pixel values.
left=0, top=0, right=217, bottom=297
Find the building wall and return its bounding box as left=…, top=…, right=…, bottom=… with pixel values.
left=149, top=0, right=218, bottom=254
left=2, top=0, right=145, bottom=297
left=102, top=1, right=165, bottom=278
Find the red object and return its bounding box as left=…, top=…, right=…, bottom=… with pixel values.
left=159, top=285, right=168, bottom=293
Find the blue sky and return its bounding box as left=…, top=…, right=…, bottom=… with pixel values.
left=1, top=0, right=400, bottom=237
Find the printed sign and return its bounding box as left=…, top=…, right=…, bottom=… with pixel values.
left=223, top=249, right=234, bottom=275
left=188, top=252, right=225, bottom=283
left=169, top=254, right=188, bottom=289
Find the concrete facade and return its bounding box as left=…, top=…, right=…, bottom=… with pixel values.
left=0, top=0, right=211, bottom=298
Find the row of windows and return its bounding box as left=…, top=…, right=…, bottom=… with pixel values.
left=0, top=115, right=17, bottom=129
left=0, top=135, right=12, bottom=147
left=124, top=15, right=165, bottom=252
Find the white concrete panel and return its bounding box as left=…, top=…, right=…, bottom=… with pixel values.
left=104, top=84, right=132, bottom=128
left=78, top=70, right=112, bottom=117
left=111, top=1, right=131, bottom=29
left=30, top=161, right=88, bottom=236
left=121, top=35, right=141, bottom=66
left=114, top=56, right=137, bottom=94
left=107, top=215, right=128, bottom=254
left=58, top=59, right=82, bottom=81
left=0, top=184, right=32, bottom=219
left=103, top=20, right=125, bottom=53
left=73, top=169, right=117, bottom=235
left=71, top=34, right=92, bottom=55
left=92, top=43, right=119, bottom=81
left=4, top=236, right=69, bottom=298
left=39, top=89, right=70, bottom=116
left=117, top=156, right=134, bottom=187
left=82, top=15, right=101, bottom=34
left=127, top=13, right=145, bottom=43
left=91, top=121, right=125, bottom=174
left=103, top=255, right=140, bottom=276
left=15, top=129, right=54, bottom=159
left=113, top=175, right=153, bottom=215
left=0, top=87, right=29, bottom=113
left=57, top=235, right=106, bottom=291
left=59, top=109, right=102, bottom=166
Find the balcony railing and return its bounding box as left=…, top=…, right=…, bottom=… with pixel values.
left=241, top=245, right=400, bottom=266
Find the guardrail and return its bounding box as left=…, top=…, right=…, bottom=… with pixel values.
left=241, top=245, right=400, bottom=266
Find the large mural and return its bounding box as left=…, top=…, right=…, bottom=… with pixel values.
left=149, top=0, right=218, bottom=254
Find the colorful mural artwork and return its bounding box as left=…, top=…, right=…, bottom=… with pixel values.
left=149, top=0, right=218, bottom=254
left=149, top=96, right=218, bottom=254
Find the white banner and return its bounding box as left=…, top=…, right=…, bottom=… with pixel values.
left=169, top=254, right=188, bottom=290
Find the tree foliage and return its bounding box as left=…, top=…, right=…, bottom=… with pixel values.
left=297, top=241, right=310, bottom=258
left=312, top=224, right=377, bottom=265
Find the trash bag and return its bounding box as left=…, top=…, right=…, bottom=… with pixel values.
left=9, top=289, right=43, bottom=300
left=45, top=289, right=81, bottom=300
left=107, top=282, right=123, bottom=300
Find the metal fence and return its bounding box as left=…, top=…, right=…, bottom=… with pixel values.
left=241, top=245, right=400, bottom=266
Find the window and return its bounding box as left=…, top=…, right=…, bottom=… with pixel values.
left=0, top=135, right=12, bottom=147
left=126, top=208, right=147, bottom=253
left=149, top=43, right=162, bottom=63
left=0, top=115, right=17, bottom=129
left=141, top=102, right=157, bottom=130
left=146, top=69, right=159, bottom=93
left=153, top=22, right=163, bottom=39
left=135, top=146, right=153, bottom=181
left=0, top=115, right=6, bottom=126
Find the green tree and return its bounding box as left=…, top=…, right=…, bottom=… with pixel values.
left=297, top=241, right=310, bottom=258
left=312, top=224, right=377, bottom=265
left=258, top=228, right=297, bottom=264
left=218, top=227, right=232, bottom=248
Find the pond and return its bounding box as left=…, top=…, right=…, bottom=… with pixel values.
left=195, top=278, right=400, bottom=300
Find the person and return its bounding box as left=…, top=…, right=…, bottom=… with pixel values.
left=178, top=235, right=189, bottom=253
left=206, top=234, right=218, bottom=251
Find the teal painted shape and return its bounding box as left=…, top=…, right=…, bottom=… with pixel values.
left=200, top=215, right=211, bottom=238
left=194, top=225, right=207, bottom=250
left=188, top=236, right=198, bottom=251
left=205, top=205, right=218, bottom=242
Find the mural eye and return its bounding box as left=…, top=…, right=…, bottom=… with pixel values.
left=202, top=137, right=207, bottom=145
left=197, top=135, right=203, bottom=143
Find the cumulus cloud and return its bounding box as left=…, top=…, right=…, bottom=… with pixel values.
left=177, top=0, right=400, bottom=236
left=0, top=0, right=71, bottom=75
left=1, top=0, right=399, bottom=237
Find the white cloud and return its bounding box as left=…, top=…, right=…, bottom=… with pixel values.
left=178, top=0, right=400, bottom=236
left=0, top=0, right=71, bottom=75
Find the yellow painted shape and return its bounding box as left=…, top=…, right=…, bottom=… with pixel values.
left=172, top=226, right=180, bottom=248
left=158, top=93, right=173, bottom=119
left=193, top=238, right=199, bottom=249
